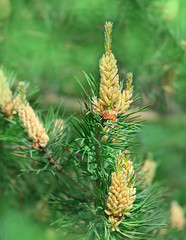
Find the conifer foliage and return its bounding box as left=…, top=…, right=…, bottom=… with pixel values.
left=0, top=22, right=174, bottom=240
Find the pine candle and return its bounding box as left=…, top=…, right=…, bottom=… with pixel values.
left=105, top=152, right=136, bottom=231
left=93, top=22, right=133, bottom=121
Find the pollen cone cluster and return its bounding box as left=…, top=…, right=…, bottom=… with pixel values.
left=141, top=153, right=156, bottom=187
left=0, top=69, right=12, bottom=109
left=170, top=201, right=185, bottom=230
left=18, top=102, right=49, bottom=149
left=105, top=152, right=136, bottom=231
left=93, top=22, right=133, bottom=121
left=0, top=70, right=20, bottom=118
left=0, top=69, right=14, bottom=118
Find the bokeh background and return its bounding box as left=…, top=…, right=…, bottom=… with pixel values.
left=0, top=0, right=186, bottom=239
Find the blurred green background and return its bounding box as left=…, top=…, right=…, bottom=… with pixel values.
left=0, top=0, right=186, bottom=239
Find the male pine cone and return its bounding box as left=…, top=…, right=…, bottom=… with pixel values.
left=105, top=152, right=136, bottom=231
left=18, top=103, right=49, bottom=149
left=93, top=22, right=133, bottom=121
left=0, top=69, right=12, bottom=109
left=0, top=69, right=21, bottom=118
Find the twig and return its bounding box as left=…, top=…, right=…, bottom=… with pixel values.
left=42, top=148, right=87, bottom=193
left=42, top=148, right=62, bottom=171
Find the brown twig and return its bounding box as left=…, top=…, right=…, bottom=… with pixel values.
left=42, top=148, right=62, bottom=171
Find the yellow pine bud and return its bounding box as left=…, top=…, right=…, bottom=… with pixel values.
left=120, top=151, right=135, bottom=185
left=114, top=73, right=133, bottom=114
left=1, top=101, right=14, bottom=118
left=35, top=197, right=49, bottom=222
left=170, top=201, right=185, bottom=230
left=105, top=152, right=136, bottom=231
left=141, top=153, right=156, bottom=186
left=0, top=69, right=12, bottom=109
left=104, top=21, right=112, bottom=56
left=180, top=40, right=186, bottom=50
left=1, top=96, right=21, bottom=119
left=93, top=22, right=133, bottom=121
left=18, top=102, right=49, bottom=149
left=18, top=81, right=26, bottom=105
left=0, top=70, right=20, bottom=118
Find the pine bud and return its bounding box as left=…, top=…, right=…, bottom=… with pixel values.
left=105, top=152, right=136, bottom=231
left=93, top=22, right=133, bottom=121
left=141, top=153, right=156, bottom=186
left=35, top=197, right=49, bottom=222
left=180, top=40, right=186, bottom=50
left=18, top=102, right=49, bottom=149
left=0, top=70, right=21, bottom=118
left=18, top=81, right=27, bottom=105
left=0, top=69, right=12, bottom=110
left=170, top=201, right=185, bottom=230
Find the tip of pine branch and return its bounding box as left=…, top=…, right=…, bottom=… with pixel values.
left=18, top=81, right=27, bottom=105
left=104, top=21, right=113, bottom=56
left=126, top=72, right=133, bottom=90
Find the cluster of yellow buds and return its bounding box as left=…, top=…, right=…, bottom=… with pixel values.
left=170, top=201, right=185, bottom=230
left=105, top=152, right=136, bottom=231
left=0, top=69, right=12, bottom=109
left=0, top=69, right=19, bottom=118
left=0, top=70, right=49, bottom=148
left=93, top=22, right=133, bottom=122
left=140, top=153, right=156, bottom=187
left=17, top=82, right=49, bottom=149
